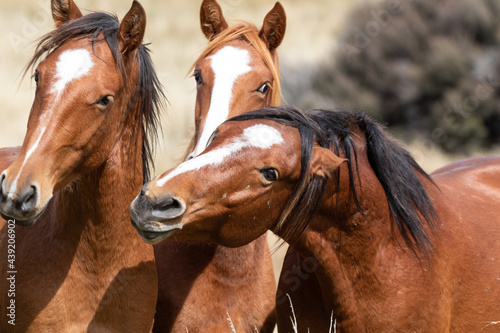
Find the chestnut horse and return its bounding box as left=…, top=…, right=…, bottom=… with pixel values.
left=132, top=106, right=500, bottom=332
left=0, top=1, right=162, bottom=331
left=151, top=1, right=285, bottom=332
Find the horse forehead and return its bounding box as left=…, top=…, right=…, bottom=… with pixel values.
left=240, top=123, right=284, bottom=148
left=50, top=48, right=95, bottom=96
left=156, top=124, right=284, bottom=186
left=208, top=45, right=253, bottom=77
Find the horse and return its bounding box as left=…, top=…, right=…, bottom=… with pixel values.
left=131, top=106, right=500, bottom=332
left=0, top=0, right=162, bottom=331
left=151, top=1, right=286, bottom=332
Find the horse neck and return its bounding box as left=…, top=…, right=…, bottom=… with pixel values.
left=50, top=95, right=145, bottom=248
left=290, top=156, right=396, bottom=330
left=212, top=233, right=270, bottom=277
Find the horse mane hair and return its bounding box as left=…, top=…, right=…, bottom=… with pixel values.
left=228, top=106, right=438, bottom=254
left=24, top=12, right=165, bottom=182
left=188, top=22, right=281, bottom=106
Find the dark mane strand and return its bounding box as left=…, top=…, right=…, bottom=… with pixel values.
left=355, top=114, right=437, bottom=253
left=227, top=106, right=437, bottom=253
left=24, top=12, right=164, bottom=182
left=136, top=43, right=164, bottom=181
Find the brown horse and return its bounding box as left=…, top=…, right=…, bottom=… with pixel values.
left=0, top=0, right=162, bottom=331
left=132, top=106, right=500, bottom=332
left=151, top=1, right=285, bottom=332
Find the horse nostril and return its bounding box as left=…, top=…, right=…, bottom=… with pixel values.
left=151, top=196, right=186, bottom=220
left=154, top=197, right=176, bottom=211
left=0, top=173, right=5, bottom=202
left=20, top=185, right=38, bottom=214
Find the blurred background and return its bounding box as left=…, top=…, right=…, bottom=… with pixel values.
left=1, top=0, right=499, bottom=327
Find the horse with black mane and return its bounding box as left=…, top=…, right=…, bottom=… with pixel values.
left=132, top=106, right=500, bottom=332
left=0, top=0, right=161, bottom=331
left=152, top=1, right=285, bottom=331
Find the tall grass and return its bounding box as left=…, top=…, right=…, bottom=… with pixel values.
left=286, top=293, right=337, bottom=333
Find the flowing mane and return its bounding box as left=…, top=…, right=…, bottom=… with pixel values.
left=189, top=22, right=281, bottom=106
left=24, top=12, right=164, bottom=181
left=228, top=106, right=438, bottom=253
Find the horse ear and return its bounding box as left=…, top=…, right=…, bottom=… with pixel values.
left=310, top=146, right=346, bottom=179
left=200, top=0, right=228, bottom=40
left=118, top=1, right=147, bottom=55
left=51, top=0, right=83, bottom=27
left=259, top=2, right=287, bottom=51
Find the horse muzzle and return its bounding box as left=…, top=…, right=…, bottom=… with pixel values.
left=130, top=190, right=186, bottom=244
left=0, top=172, right=44, bottom=226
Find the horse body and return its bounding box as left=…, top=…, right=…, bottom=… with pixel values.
left=279, top=156, right=500, bottom=332
left=131, top=106, right=500, bottom=332
left=430, top=157, right=500, bottom=331
left=0, top=1, right=160, bottom=331
left=152, top=1, right=285, bottom=331
left=271, top=121, right=500, bottom=331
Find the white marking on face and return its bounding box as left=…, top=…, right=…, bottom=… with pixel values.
left=157, top=124, right=283, bottom=186
left=5, top=49, right=94, bottom=196
left=194, top=46, right=252, bottom=156
left=7, top=127, right=47, bottom=198
left=51, top=49, right=94, bottom=98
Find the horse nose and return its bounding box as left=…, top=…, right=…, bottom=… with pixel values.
left=18, top=185, right=39, bottom=214
left=151, top=195, right=186, bottom=220
left=0, top=175, right=39, bottom=216
left=131, top=188, right=186, bottom=225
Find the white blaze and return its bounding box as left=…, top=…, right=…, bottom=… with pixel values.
left=7, top=49, right=94, bottom=195
left=51, top=49, right=94, bottom=98
left=194, top=46, right=252, bottom=156
left=7, top=127, right=47, bottom=197
left=157, top=124, right=283, bottom=186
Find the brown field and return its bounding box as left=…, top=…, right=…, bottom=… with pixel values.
left=1, top=0, right=498, bottom=331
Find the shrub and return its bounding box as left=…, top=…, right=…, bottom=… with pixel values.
left=287, top=0, right=500, bottom=153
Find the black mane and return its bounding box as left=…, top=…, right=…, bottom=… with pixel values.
left=25, top=12, right=164, bottom=182
left=228, top=106, right=437, bottom=254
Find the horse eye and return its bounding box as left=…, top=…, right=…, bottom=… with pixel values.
left=194, top=71, right=203, bottom=86
left=257, top=82, right=270, bottom=95
left=96, top=95, right=114, bottom=110
left=34, top=72, right=39, bottom=85
left=260, top=168, right=278, bottom=182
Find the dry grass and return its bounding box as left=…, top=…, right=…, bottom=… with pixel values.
left=284, top=293, right=337, bottom=333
